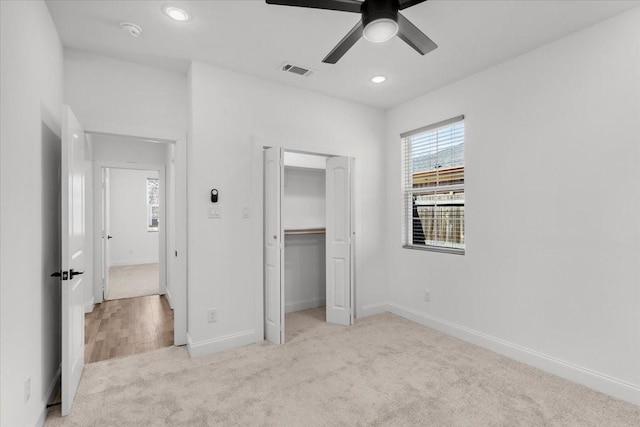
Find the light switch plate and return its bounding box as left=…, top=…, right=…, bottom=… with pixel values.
left=208, top=206, right=222, bottom=219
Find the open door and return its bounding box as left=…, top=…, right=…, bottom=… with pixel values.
left=61, top=105, right=86, bottom=415
left=264, top=147, right=284, bottom=344
left=101, top=168, right=111, bottom=300
left=326, top=156, right=354, bottom=326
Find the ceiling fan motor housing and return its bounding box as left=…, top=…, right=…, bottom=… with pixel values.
left=362, top=0, right=400, bottom=27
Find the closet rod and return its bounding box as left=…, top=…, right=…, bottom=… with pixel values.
left=284, top=228, right=326, bottom=236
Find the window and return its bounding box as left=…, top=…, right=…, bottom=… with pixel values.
left=147, top=178, right=159, bottom=232
left=401, top=116, right=465, bottom=254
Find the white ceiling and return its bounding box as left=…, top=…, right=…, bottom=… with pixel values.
left=46, top=0, right=640, bottom=109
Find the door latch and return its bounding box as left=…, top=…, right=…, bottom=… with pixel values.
left=70, top=269, right=84, bottom=279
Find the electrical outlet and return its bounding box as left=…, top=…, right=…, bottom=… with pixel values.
left=207, top=308, right=217, bottom=323
left=424, top=290, right=431, bottom=302
left=24, top=377, right=30, bottom=402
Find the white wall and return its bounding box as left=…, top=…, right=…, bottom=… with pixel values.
left=64, top=49, right=188, bottom=141
left=284, top=167, right=326, bottom=312
left=187, top=61, right=387, bottom=355
left=92, top=134, right=169, bottom=165
left=283, top=167, right=326, bottom=230
left=0, top=1, right=64, bottom=426
left=385, top=8, right=640, bottom=405
left=285, top=235, right=326, bottom=313
left=108, top=169, right=160, bottom=266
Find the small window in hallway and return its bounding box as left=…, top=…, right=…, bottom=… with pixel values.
left=147, top=177, right=159, bottom=231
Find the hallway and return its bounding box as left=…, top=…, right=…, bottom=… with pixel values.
left=107, top=263, right=159, bottom=300
left=84, top=295, right=173, bottom=363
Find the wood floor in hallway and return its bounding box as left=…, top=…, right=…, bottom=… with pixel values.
left=85, top=295, right=174, bottom=364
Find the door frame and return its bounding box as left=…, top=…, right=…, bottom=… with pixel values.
left=86, top=131, right=188, bottom=346
left=93, top=162, right=166, bottom=301
left=254, top=143, right=356, bottom=342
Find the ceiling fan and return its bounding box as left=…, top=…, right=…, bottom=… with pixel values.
left=265, top=0, right=437, bottom=64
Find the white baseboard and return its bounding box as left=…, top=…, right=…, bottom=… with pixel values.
left=164, top=288, right=173, bottom=310
left=358, top=302, right=389, bottom=318
left=285, top=298, right=325, bottom=313
left=187, top=330, right=257, bottom=358
left=109, top=259, right=159, bottom=267
left=84, top=297, right=95, bottom=313
left=387, top=302, right=640, bottom=406
left=34, top=364, right=61, bottom=427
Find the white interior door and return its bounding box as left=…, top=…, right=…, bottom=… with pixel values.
left=102, top=167, right=111, bottom=300
left=61, top=105, right=86, bottom=416
left=264, top=147, right=284, bottom=344
left=326, top=156, right=354, bottom=326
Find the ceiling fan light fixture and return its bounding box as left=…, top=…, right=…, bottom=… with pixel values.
left=363, top=18, right=398, bottom=43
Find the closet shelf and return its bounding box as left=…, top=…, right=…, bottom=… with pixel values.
left=284, top=228, right=326, bottom=236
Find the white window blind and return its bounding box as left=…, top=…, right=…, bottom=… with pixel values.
left=401, top=116, right=465, bottom=254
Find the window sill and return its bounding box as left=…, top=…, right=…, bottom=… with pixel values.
left=402, top=245, right=465, bottom=255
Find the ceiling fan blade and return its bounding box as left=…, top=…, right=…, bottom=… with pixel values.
left=322, top=21, right=364, bottom=64
left=265, top=0, right=362, bottom=13
left=398, top=0, right=428, bottom=10
left=397, top=13, right=437, bottom=55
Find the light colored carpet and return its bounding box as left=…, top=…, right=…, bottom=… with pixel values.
left=45, top=311, right=639, bottom=426
left=107, top=263, right=159, bottom=300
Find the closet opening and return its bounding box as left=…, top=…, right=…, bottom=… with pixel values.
left=263, top=148, right=354, bottom=345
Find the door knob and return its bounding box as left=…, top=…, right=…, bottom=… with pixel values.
left=70, top=269, right=84, bottom=278
left=51, top=271, right=62, bottom=278
left=107, top=235, right=113, bottom=239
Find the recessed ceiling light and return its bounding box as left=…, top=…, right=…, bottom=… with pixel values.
left=163, top=5, right=191, bottom=22
left=371, top=75, right=387, bottom=84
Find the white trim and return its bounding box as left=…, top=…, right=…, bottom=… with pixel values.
left=358, top=302, right=389, bottom=318
left=387, top=302, right=640, bottom=406
left=92, top=160, right=166, bottom=304
left=164, top=287, right=173, bottom=310
left=285, top=298, right=326, bottom=314
left=252, top=139, right=265, bottom=341
left=33, top=365, right=61, bottom=427
left=84, top=297, right=95, bottom=314
left=187, top=330, right=257, bottom=358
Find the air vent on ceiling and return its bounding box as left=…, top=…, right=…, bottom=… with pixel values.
left=281, top=62, right=314, bottom=77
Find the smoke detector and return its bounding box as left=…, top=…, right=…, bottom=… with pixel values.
left=120, top=22, right=142, bottom=38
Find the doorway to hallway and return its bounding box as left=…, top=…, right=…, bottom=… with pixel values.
left=102, top=167, right=161, bottom=301
left=85, top=295, right=173, bottom=363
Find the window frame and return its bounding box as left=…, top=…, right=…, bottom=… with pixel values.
left=146, top=177, right=159, bottom=232
left=401, top=115, right=465, bottom=255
